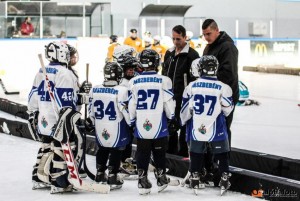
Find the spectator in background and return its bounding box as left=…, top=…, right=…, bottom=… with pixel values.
left=186, top=31, right=195, bottom=49
left=201, top=19, right=238, bottom=184
left=107, top=35, right=120, bottom=62
left=20, top=17, right=34, bottom=36
left=124, top=29, right=143, bottom=52
left=152, top=35, right=167, bottom=63
left=202, top=18, right=239, bottom=146
left=162, top=25, right=199, bottom=157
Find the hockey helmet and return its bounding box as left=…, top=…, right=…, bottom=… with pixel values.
left=45, top=41, right=70, bottom=66
left=153, top=35, right=161, bottom=42
left=110, top=35, right=118, bottom=43
left=199, top=55, right=219, bottom=76
left=66, top=44, right=79, bottom=67
left=139, top=49, right=160, bottom=69
left=190, top=58, right=201, bottom=78
left=113, top=45, right=135, bottom=60
left=103, top=62, right=123, bottom=82
left=117, top=55, right=139, bottom=79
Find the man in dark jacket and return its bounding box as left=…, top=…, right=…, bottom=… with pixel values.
left=163, top=25, right=199, bottom=157
left=202, top=19, right=239, bottom=145
left=201, top=19, right=239, bottom=184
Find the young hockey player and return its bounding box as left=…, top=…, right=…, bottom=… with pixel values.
left=88, top=62, right=130, bottom=190
left=180, top=55, right=234, bottom=195
left=128, top=49, right=176, bottom=195
left=116, top=54, right=140, bottom=177
left=28, top=41, right=82, bottom=194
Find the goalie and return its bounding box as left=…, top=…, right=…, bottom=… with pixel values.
left=28, top=41, right=85, bottom=194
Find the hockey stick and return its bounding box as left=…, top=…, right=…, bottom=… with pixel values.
left=85, top=63, right=89, bottom=120
left=0, top=78, right=20, bottom=95
left=38, top=54, right=110, bottom=193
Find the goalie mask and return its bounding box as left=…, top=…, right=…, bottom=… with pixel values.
left=139, top=49, right=160, bottom=69
left=103, top=62, right=123, bottom=82
left=45, top=41, right=70, bottom=66
left=199, top=55, right=219, bottom=76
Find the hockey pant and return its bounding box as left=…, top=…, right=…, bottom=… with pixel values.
left=136, top=137, right=167, bottom=173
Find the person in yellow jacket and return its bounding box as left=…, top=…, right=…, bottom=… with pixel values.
left=123, top=29, right=143, bottom=53
left=151, top=35, right=167, bottom=63
left=186, top=31, right=195, bottom=49
left=106, top=35, right=120, bottom=62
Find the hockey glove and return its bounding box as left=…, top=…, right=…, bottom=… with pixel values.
left=27, top=111, right=40, bottom=141
left=79, top=80, right=92, bottom=93
left=77, top=93, right=90, bottom=105
left=168, top=118, right=180, bottom=134
left=85, top=117, right=95, bottom=132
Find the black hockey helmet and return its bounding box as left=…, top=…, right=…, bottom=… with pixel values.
left=66, top=44, right=79, bottom=67
left=103, top=62, right=123, bottom=82
left=139, top=49, right=160, bottom=69
left=199, top=55, right=219, bottom=76
left=117, top=55, right=139, bottom=79
left=109, top=35, right=118, bottom=43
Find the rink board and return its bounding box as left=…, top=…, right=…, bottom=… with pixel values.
left=0, top=98, right=300, bottom=200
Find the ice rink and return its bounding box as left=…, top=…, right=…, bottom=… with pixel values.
left=0, top=70, right=299, bottom=200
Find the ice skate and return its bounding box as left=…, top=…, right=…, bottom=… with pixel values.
left=155, top=168, right=170, bottom=192
left=120, top=158, right=138, bottom=179
left=32, top=180, right=51, bottom=190
left=108, top=166, right=123, bottom=190
left=138, top=169, right=152, bottom=195
left=50, top=184, right=73, bottom=194
left=95, top=170, right=108, bottom=184
left=79, top=168, right=87, bottom=178
left=220, top=172, right=231, bottom=196
left=189, top=172, right=206, bottom=195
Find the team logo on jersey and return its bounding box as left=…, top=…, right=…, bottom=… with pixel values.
left=102, top=129, right=110, bottom=140
left=41, top=116, right=48, bottom=128
left=198, top=124, right=206, bottom=134
left=143, top=119, right=152, bottom=131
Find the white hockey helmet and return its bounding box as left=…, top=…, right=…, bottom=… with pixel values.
left=190, top=58, right=201, bottom=78
left=153, top=35, right=161, bottom=42
left=45, top=41, right=70, bottom=65
left=113, top=45, right=136, bottom=60
left=186, top=31, right=194, bottom=38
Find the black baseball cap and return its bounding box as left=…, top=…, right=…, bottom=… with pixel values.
left=130, top=28, right=137, bottom=33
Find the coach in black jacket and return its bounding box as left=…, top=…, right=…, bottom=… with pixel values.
left=162, top=25, right=199, bottom=157
left=202, top=19, right=239, bottom=146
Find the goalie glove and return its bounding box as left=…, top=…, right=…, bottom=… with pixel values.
left=79, top=80, right=92, bottom=94
left=27, top=111, right=40, bottom=141
left=168, top=118, right=180, bottom=134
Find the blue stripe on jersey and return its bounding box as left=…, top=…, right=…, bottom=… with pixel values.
left=53, top=88, right=62, bottom=108
left=153, top=120, right=162, bottom=139
left=28, top=87, right=37, bottom=102
left=112, top=123, right=120, bottom=147
left=163, top=89, right=174, bottom=96
left=180, top=95, right=193, bottom=114
left=208, top=121, right=216, bottom=142
left=141, top=71, right=157, bottom=75
left=222, top=97, right=232, bottom=106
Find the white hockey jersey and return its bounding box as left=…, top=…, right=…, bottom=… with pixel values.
left=180, top=76, right=234, bottom=142
left=28, top=63, right=79, bottom=137
left=128, top=71, right=175, bottom=139
left=89, top=84, right=130, bottom=148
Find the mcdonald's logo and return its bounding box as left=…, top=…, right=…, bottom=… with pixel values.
left=251, top=189, right=264, bottom=198
left=254, top=43, right=267, bottom=57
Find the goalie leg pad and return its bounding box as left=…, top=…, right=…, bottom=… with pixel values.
left=52, top=107, right=81, bottom=143
left=50, top=140, right=70, bottom=188
left=33, top=140, right=52, bottom=184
